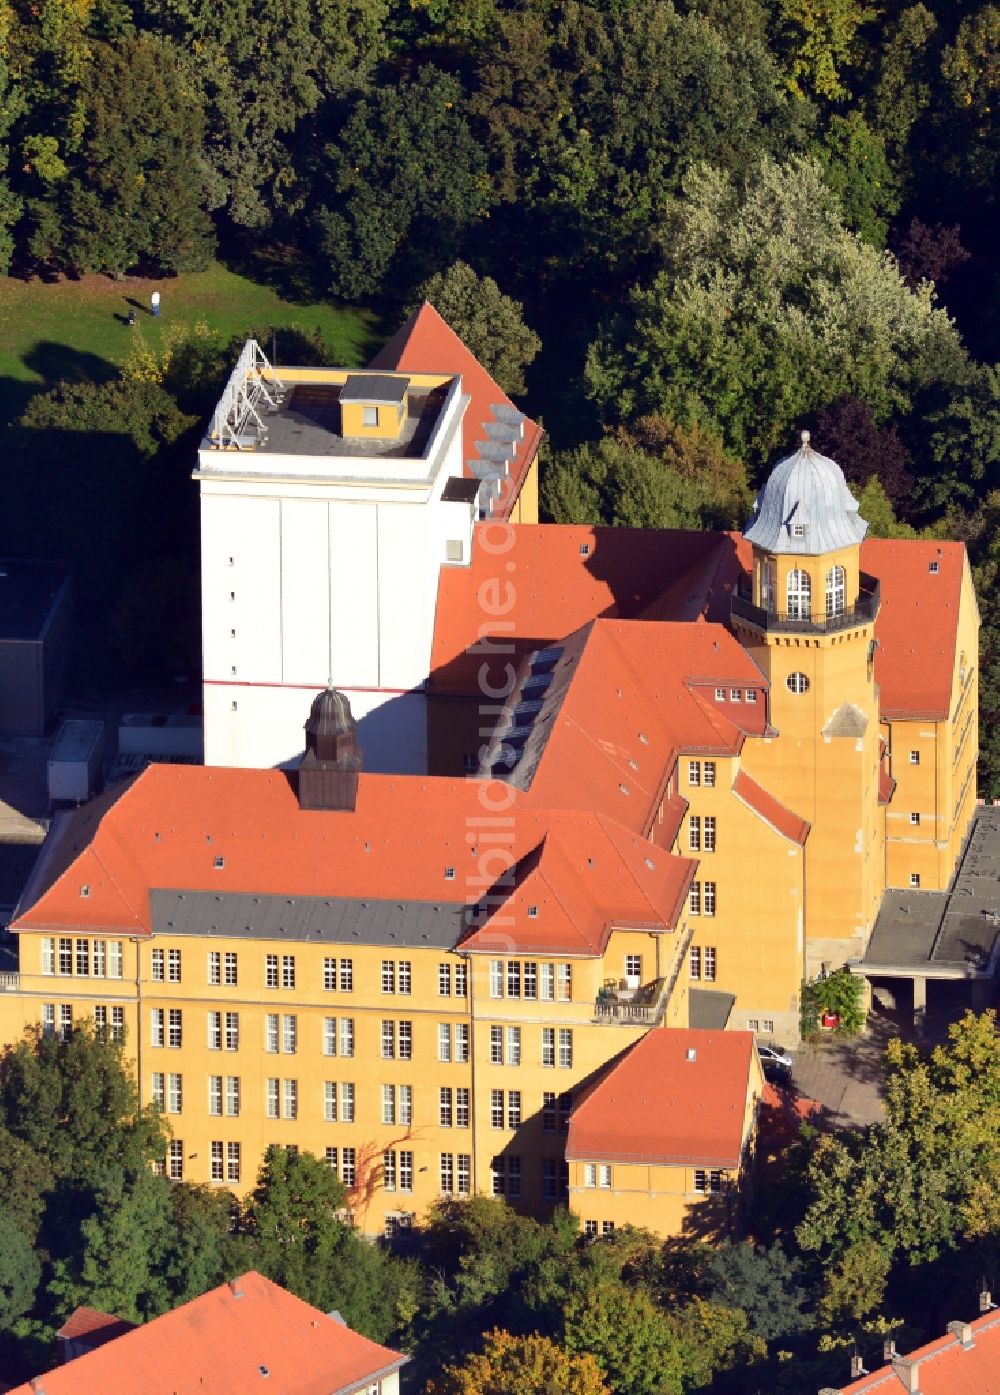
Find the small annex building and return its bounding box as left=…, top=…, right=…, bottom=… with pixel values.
left=566, top=1028, right=763, bottom=1239
left=7, top=1271, right=407, bottom=1395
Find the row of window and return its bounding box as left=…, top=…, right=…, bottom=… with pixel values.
left=41, top=1003, right=125, bottom=1042
left=687, top=761, right=717, bottom=788
left=583, top=1163, right=726, bottom=1193
left=761, top=564, right=847, bottom=620
left=712, top=689, right=758, bottom=704
left=688, top=817, right=717, bottom=853
left=488, top=960, right=573, bottom=1001
left=159, top=1140, right=241, bottom=1183
left=689, top=947, right=718, bottom=982
left=42, top=944, right=471, bottom=997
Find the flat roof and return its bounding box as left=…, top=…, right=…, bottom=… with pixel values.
left=150, top=888, right=465, bottom=948
left=262, top=383, right=446, bottom=460
left=865, top=807, right=1000, bottom=975
left=340, top=373, right=408, bottom=405
left=0, top=560, right=70, bottom=641
left=50, top=720, right=103, bottom=764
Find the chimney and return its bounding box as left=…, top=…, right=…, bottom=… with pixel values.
left=947, top=1320, right=974, bottom=1350
left=890, top=1356, right=921, bottom=1393
left=849, top=1354, right=868, bottom=1379
left=229, top=1277, right=245, bottom=1299
left=981, top=1286, right=996, bottom=1313
left=297, top=687, right=362, bottom=812
left=883, top=1338, right=897, bottom=1361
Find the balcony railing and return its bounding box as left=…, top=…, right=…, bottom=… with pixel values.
left=0, top=972, right=20, bottom=991
left=732, top=572, right=880, bottom=635
left=593, top=977, right=667, bottom=1025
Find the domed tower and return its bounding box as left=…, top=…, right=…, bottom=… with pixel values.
left=733, top=432, right=884, bottom=971
left=296, top=686, right=362, bottom=811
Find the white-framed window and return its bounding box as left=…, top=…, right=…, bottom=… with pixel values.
left=489, top=1026, right=503, bottom=1064
left=625, top=954, right=642, bottom=980
left=281, top=955, right=295, bottom=989
left=825, top=564, right=846, bottom=618
left=585, top=1219, right=598, bottom=1237
left=151, top=1008, right=165, bottom=1047
left=438, top=1024, right=452, bottom=1062
left=541, top=1028, right=555, bottom=1068
left=762, top=1018, right=774, bottom=1034
left=910, top=873, right=921, bottom=888
left=108, top=941, right=123, bottom=978
left=491, top=1089, right=504, bottom=1129
left=362, top=405, right=378, bottom=427
left=226, top=1076, right=240, bottom=1116
left=455, top=963, right=468, bottom=996
left=524, top=962, right=538, bottom=999
left=325, top=1081, right=339, bottom=1122
left=689, top=882, right=701, bottom=916
left=599, top=1163, right=612, bottom=1188
left=265, top=1013, right=279, bottom=1053
left=507, top=961, right=521, bottom=998
left=438, top=964, right=451, bottom=996
left=703, top=816, right=716, bottom=852
left=456, top=1087, right=470, bottom=1128
left=167, top=1073, right=182, bottom=1114
left=265, top=954, right=278, bottom=989
left=340, top=1147, right=356, bottom=1186
left=398, top=961, right=412, bottom=995
left=225, top=1012, right=239, bottom=1051
left=266, top=1077, right=279, bottom=1119
left=694, top=1169, right=723, bottom=1194
left=786, top=671, right=810, bottom=694
left=761, top=559, right=777, bottom=613
left=399, top=1150, right=414, bottom=1193
left=688, top=760, right=701, bottom=786
left=41, top=938, right=54, bottom=976
left=41, top=1003, right=55, bottom=1036
left=506, top=1026, right=522, bottom=1065
left=689, top=946, right=701, bottom=980
left=224, top=952, right=238, bottom=986
left=208, top=951, right=221, bottom=986
left=342, top=1082, right=355, bottom=1122
left=381, top=960, right=395, bottom=994
left=557, top=963, right=572, bottom=1001
left=714, top=687, right=725, bottom=702
left=730, top=688, right=741, bottom=703
left=227, top=1142, right=241, bottom=1184
left=282, top=1014, right=297, bottom=1054
left=689, top=816, right=701, bottom=851
left=323, top=1017, right=337, bottom=1056
left=208, top=1011, right=222, bottom=1050
left=381, top=1021, right=396, bottom=1060
left=786, top=569, right=812, bottom=620
left=152, top=1072, right=165, bottom=1109
left=489, top=960, right=503, bottom=998
left=558, top=1028, right=573, bottom=1069
left=282, top=1079, right=298, bottom=1119
left=704, top=946, right=717, bottom=981
left=540, top=963, right=555, bottom=1001
left=208, top=1075, right=222, bottom=1116
left=748, top=1018, right=760, bottom=1032
left=323, top=958, right=337, bottom=991
left=745, top=689, right=758, bottom=704
left=440, top=1087, right=453, bottom=1127
left=167, top=1009, right=182, bottom=1048
left=910, top=750, right=920, bottom=765
left=602, top=1221, right=615, bottom=1235
left=152, top=948, right=164, bottom=982
left=167, top=949, right=181, bottom=983
left=455, top=1024, right=469, bottom=1062
left=440, top=1153, right=454, bottom=1195
left=508, top=1090, right=522, bottom=1129
left=704, top=882, right=717, bottom=916
left=910, top=812, right=921, bottom=826
left=340, top=1018, right=355, bottom=1057
left=58, top=938, right=72, bottom=975
left=167, top=1140, right=184, bottom=1181
left=383, top=1084, right=398, bottom=1126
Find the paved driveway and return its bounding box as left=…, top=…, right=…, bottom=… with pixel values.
left=789, top=1016, right=895, bottom=1128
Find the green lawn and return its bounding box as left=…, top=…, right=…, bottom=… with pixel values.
left=0, top=261, right=380, bottom=426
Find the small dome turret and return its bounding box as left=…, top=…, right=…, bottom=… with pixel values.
left=744, top=431, right=867, bottom=555
left=298, top=686, right=362, bottom=811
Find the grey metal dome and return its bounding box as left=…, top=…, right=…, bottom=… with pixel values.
left=744, top=432, right=867, bottom=555
left=305, top=686, right=356, bottom=742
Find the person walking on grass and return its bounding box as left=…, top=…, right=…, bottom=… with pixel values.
left=151, top=289, right=160, bottom=318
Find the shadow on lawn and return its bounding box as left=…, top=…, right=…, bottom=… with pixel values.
left=0, top=342, right=119, bottom=428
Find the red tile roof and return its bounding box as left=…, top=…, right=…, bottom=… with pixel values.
left=863, top=539, right=968, bottom=719
left=733, top=769, right=810, bottom=846
left=836, top=1309, right=1000, bottom=1394
left=13, top=766, right=693, bottom=956
left=566, top=1028, right=757, bottom=1166
left=8, top=1272, right=406, bottom=1395
left=56, top=1307, right=136, bottom=1346
left=370, top=302, right=543, bottom=521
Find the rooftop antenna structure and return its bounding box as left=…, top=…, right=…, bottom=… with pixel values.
left=208, top=339, right=285, bottom=451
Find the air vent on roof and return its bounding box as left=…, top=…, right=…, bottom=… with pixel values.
left=644, top=858, right=656, bottom=870
left=639, top=732, right=650, bottom=745
left=619, top=784, right=631, bottom=795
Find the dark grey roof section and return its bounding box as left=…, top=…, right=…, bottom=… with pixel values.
left=149, top=888, right=466, bottom=949
left=478, top=628, right=589, bottom=788
left=744, top=434, right=867, bottom=556
left=441, top=476, right=480, bottom=503
left=340, top=374, right=408, bottom=405
left=863, top=806, right=1000, bottom=977
left=688, top=988, right=736, bottom=1030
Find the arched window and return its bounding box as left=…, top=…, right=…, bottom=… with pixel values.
left=760, top=560, right=777, bottom=614
left=825, top=565, right=846, bottom=617
left=786, top=569, right=811, bottom=620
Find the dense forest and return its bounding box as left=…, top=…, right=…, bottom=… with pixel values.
left=3, top=1018, right=1000, bottom=1393
left=0, top=0, right=998, bottom=781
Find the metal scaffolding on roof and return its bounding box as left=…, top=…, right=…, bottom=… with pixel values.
left=207, top=339, right=286, bottom=450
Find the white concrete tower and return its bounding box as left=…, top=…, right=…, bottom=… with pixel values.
left=195, top=342, right=475, bottom=772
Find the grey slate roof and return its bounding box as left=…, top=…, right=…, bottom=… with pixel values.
left=150, top=888, right=466, bottom=949
left=744, top=433, right=868, bottom=556
left=340, top=374, right=408, bottom=405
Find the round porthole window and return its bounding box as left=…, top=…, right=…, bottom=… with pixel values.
left=786, top=671, right=810, bottom=694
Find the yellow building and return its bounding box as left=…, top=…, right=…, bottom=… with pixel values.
left=566, top=1029, right=764, bottom=1241
left=0, top=427, right=980, bottom=1237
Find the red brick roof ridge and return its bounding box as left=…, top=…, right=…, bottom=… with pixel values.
left=732, top=768, right=811, bottom=846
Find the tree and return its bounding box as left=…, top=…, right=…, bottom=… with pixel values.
left=800, top=969, right=866, bottom=1036
left=585, top=156, right=974, bottom=472
left=0, top=1211, right=40, bottom=1330
left=797, top=1012, right=1000, bottom=1320
left=894, top=219, right=970, bottom=289
left=701, top=1241, right=813, bottom=1343
left=564, top=1278, right=684, bottom=1395
left=52, top=37, right=214, bottom=274
left=542, top=435, right=745, bottom=531
left=408, top=262, right=541, bottom=396
left=669, top=1298, right=767, bottom=1389
left=813, top=396, right=913, bottom=506
left=773, top=0, right=871, bottom=100
left=427, top=1328, right=610, bottom=1395
left=816, top=114, right=899, bottom=248
left=314, top=67, right=491, bottom=300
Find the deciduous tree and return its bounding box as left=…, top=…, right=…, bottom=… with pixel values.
left=427, top=1328, right=609, bottom=1395
left=409, top=262, right=541, bottom=396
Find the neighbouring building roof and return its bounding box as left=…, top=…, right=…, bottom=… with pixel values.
left=12, top=767, right=694, bottom=956
left=8, top=1272, right=407, bottom=1395
left=56, top=1307, right=137, bottom=1347
left=744, top=433, right=868, bottom=555
left=834, top=1309, right=1000, bottom=1394
left=370, top=302, right=543, bottom=520
left=566, top=1028, right=757, bottom=1167
left=688, top=988, right=736, bottom=1030
left=862, top=538, right=968, bottom=719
